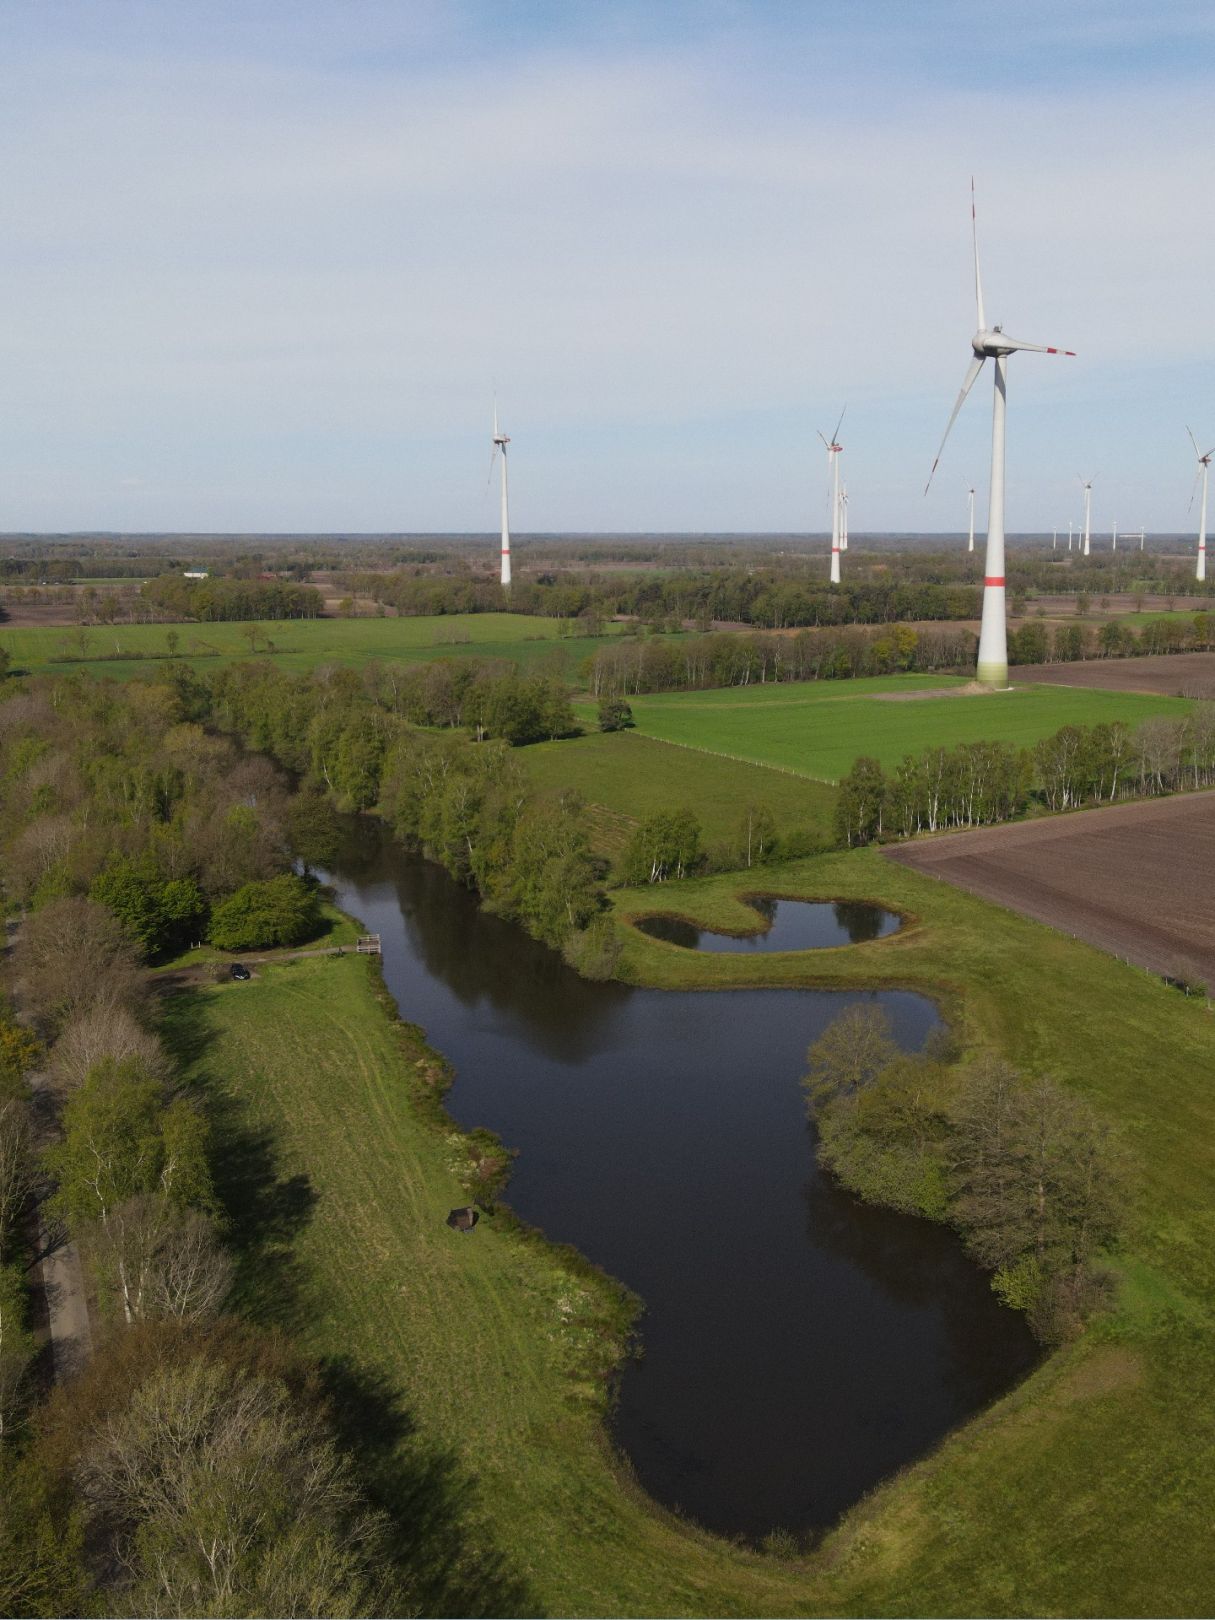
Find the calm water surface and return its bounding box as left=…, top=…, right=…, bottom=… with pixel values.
left=635, top=897, right=901, bottom=953
left=325, top=823, right=1038, bottom=1540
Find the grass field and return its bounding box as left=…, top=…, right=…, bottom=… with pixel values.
left=165, top=849, right=1215, bottom=1616
left=0, top=612, right=631, bottom=681
left=520, top=730, right=837, bottom=856
left=618, top=675, right=1195, bottom=781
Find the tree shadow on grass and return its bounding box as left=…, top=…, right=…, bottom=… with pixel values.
left=205, top=1084, right=319, bottom=1332
left=159, top=986, right=319, bottom=1331
left=320, top=1356, right=542, bottom=1618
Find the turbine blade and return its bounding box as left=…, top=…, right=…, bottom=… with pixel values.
left=1000, top=335, right=1076, bottom=355
left=925, top=355, right=985, bottom=494
left=1205, top=446, right=1215, bottom=463
left=1187, top=425, right=1200, bottom=459
left=971, top=177, right=986, bottom=332
left=487, top=444, right=498, bottom=488
left=831, top=404, right=846, bottom=445
left=1188, top=467, right=1202, bottom=513
left=816, top=430, right=831, bottom=451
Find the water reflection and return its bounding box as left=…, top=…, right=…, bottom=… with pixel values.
left=634, top=897, right=901, bottom=953
left=323, top=821, right=1038, bottom=1541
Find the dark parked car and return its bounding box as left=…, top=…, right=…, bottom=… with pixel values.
left=230, top=963, right=252, bottom=981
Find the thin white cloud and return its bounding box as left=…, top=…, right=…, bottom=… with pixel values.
left=0, top=15, right=1211, bottom=529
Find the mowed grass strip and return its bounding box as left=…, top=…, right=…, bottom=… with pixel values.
left=170, top=861, right=1215, bottom=1616
left=624, top=676, right=1195, bottom=779
left=520, top=731, right=837, bottom=854
left=0, top=612, right=630, bottom=680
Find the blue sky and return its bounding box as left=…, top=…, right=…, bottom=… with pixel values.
left=2, top=1, right=1214, bottom=534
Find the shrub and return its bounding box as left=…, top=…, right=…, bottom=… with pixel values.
left=206, top=875, right=320, bottom=952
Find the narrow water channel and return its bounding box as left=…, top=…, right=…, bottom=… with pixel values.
left=324, top=820, right=1038, bottom=1542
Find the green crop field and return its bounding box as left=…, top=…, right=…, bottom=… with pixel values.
left=620, top=675, right=1195, bottom=782
left=163, top=849, right=1215, bottom=1617
left=0, top=612, right=632, bottom=681
left=520, top=731, right=837, bottom=856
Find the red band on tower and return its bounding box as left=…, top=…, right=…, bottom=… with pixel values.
left=984, top=576, right=1005, bottom=586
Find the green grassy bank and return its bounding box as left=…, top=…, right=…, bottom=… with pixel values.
left=164, top=845, right=1215, bottom=1616
left=618, top=676, right=1195, bottom=781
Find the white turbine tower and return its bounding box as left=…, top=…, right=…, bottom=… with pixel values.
left=1068, top=520, right=1073, bottom=552
left=1112, top=521, right=1118, bottom=552
left=818, top=409, right=845, bottom=586
left=1187, top=428, right=1215, bottom=583
left=490, top=403, right=511, bottom=588
left=966, top=484, right=976, bottom=552
left=1079, top=475, right=1095, bottom=557
left=926, top=182, right=1075, bottom=688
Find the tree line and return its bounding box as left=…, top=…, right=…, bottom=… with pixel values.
left=140, top=575, right=324, bottom=622
left=804, top=1007, right=1127, bottom=1343
left=836, top=708, right=1215, bottom=846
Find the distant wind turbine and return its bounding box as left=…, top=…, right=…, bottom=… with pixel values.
left=490, top=402, right=511, bottom=588
left=926, top=181, right=1075, bottom=688
left=1187, top=428, right=1214, bottom=583
left=840, top=486, right=849, bottom=551
left=1112, top=521, right=1117, bottom=552
left=818, top=409, right=845, bottom=586
left=1079, top=475, right=1095, bottom=557
left=1068, top=520, right=1073, bottom=552
left=966, top=484, right=976, bottom=553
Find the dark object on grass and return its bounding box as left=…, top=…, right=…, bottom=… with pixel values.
left=446, top=1206, right=479, bottom=1232
left=230, top=963, right=252, bottom=981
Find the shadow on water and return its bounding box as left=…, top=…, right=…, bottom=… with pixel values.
left=323, top=818, right=1040, bottom=1544
left=635, top=896, right=901, bottom=953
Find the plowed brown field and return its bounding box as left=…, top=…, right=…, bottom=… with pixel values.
left=885, top=791, right=1215, bottom=989
left=1015, top=651, right=1215, bottom=697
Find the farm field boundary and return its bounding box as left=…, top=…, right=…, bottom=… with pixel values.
left=520, top=730, right=839, bottom=855
left=884, top=789, right=1215, bottom=990
left=621, top=677, right=1195, bottom=779
left=1010, top=650, right=1215, bottom=698
left=0, top=611, right=632, bottom=680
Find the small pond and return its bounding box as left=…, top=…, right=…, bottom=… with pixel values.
left=322, top=822, right=1038, bottom=1542
left=635, top=896, right=901, bottom=953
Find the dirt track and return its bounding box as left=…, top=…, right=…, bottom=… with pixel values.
left=1015, top=651, right=1215, bottom=698
left=885, top=791, right=1215, bottom=990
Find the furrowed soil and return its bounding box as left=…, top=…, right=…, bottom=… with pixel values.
left=884, top=790, right=1215, bottom=989
left=1013, top=651, right=1215, bottom=697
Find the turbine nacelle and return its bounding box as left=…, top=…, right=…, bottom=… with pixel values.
left=971, top=327, right=1075, bottom=360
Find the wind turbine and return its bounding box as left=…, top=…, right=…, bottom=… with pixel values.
left=1068, top=520, right=1073, bottom=552
left=490, top=402, right=511, bottom=588
left=1112, top=521, right=1118, bottom=552
left=966, top=484, right=976, bottom=553
left=818, top=409, right=845, bottom=585
left=840, top=486, right=849, bottom=551
left=1078, top=475, right=1095, bottom=557
left=1187, top=428, right=1215, bottom=582
left=926, top=182, right=1075, bottom=688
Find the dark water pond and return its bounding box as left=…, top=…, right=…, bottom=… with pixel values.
left=635, top=897, right=901, bottom=953
left=323, top=822, right=1038, bottom=1541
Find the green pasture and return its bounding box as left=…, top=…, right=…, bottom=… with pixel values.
left=620, top=675, right=1195, bottom=782
left=0, top=612, right=629, bottom=681
left=165, top=847, right=1215, bottom=1616
left=520, top=731, right=837, bottom=856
